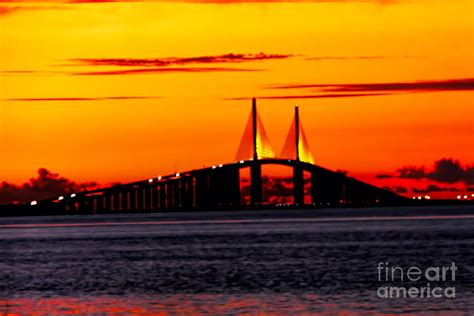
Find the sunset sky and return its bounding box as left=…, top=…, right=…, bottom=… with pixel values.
left=0, top=0, right=473, bottom=200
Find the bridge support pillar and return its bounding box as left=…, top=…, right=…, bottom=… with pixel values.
left=113, top=192, right=120, bottom=211
left=166, top=182, right=174, bottom=209
left=122, top=192, right=129, bottom=210
left=173, top=181, right=181, bottom=208
left=144, top=186, right=152, bottom=210
left=250, top=161, right=263, bottom=205
left=130, top=189, right=137, bottom=210
left=185, top=177, right=194, bottom=208
left=293, top=164, right=304, bottom=206
left=311, top=172, right=318, bottom=206
left=159, top=183, right=166, bottom=209
left=228, top=168, right=241, bottom=207
left=195, top=174, right=209, bottom=209
left=152, top=185, right=159, bottom=210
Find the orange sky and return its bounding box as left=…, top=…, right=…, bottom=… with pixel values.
left=0, top=0, right=473, bottom=198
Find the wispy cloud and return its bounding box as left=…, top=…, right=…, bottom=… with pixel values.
left=305, top=55, right=415, bottom=61
left=250, top=78, right=474, bottom=100
left=2, top=96, right=162, bottom=101
left=0, top=4, right=68, bottom=16
left=69, top=53, right=292, bottom=67
left=62, top=53, right=288, bottom=75
left=268, top=78, right=474, bottom=93
left=71, top=67, right=262, bottom=76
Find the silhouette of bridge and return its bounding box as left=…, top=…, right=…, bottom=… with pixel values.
left=26, top=99, right=406, bottom=213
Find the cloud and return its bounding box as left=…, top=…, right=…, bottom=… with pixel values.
left=268, top=78, right=474, bottom=94
left=64, top=53, right=290, bottom=75
left=70, top=53, right=292, bottom=67
left=0, top=168, right=98, bottom=205
left=71, top=67, right=261, bottom=76
left=2, top=96, right=162, bottom=101
left=375, top=174, right=393, bottom=179
left=411, top=184, right=461, bottom=194
left=225, top=92, right=385, bottom=100
left=395, top=158, right=474, bottom=185
left=305, top=55, right=421, bottom=61
left=0, top=5, right=18, bottom=14
left=256, top=78, right=474, bottom=100
left=0, top=4, right=68, bottom=16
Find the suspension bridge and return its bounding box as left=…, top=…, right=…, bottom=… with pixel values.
left=23, top=99, right=406, bottom=214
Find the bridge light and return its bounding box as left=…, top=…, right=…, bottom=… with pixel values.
left=148, top=178, right=153, bottom=183
left=58, top=196, right=64, bottom=201
left=424, top=195, right=430, bottom=200
left=239, top=160, right=244, bottom=164
left=30, top=200, right=37, bottom=206
left=417, top=196, right=422, bottom=200
left=464, top=195, right=468, bottom=199
left=212, top=165, right=217, bottom=169
left=157, top=176, right=162, bottom=180
left=219, top=164, right=223, bottom=168
left=70, top=193, right=76, bottom=198
left=457, top=195, right=461, bottom=200
left=176, top=173, right=180, bottom=177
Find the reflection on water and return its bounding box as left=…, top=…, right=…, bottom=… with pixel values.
left=1, top=208, right=474, bottom=314
left=0, top=294, right=364, bottom=315
left=1, top=293, right=467, bottom=315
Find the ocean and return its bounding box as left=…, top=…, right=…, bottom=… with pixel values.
left=1, top=206, right=473, bottom=315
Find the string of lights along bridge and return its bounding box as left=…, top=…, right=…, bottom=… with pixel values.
left=28, top=99, right=405, bottom=213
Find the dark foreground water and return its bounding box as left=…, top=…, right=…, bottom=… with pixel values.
left=1, top=206, right=474, bottom=315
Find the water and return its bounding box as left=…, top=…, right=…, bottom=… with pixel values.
left=1, top=207, right=474, bottom=315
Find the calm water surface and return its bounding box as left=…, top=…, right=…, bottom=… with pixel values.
left=1, top=207, right=474, bottom=315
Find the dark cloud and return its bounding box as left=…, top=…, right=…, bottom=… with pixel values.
left=0, top=168, right=98, bottom=205
left=70, top=53, right=292, bottom=68
left=375, top=174, right=393, bottom=179
left=231, top=78, right=473, bottom=101
left=2, top=96, right=162, bottom=102
left=225, top=92, right=385, bottom=101
left=268, top=78, right=474, bottom=94
left=65, top=53, right=290, bottom=75
left=397, top=165, right=426, bottom=179
left=72, top=67, right=261, bottom=76
left=411, top=185, right=461, bottom=194
left=395, top=158, right=474, bottom=185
